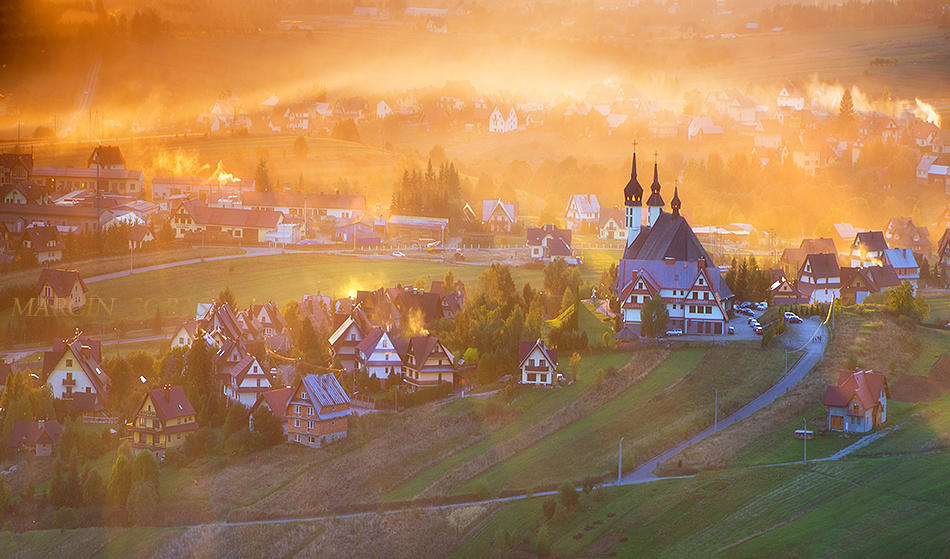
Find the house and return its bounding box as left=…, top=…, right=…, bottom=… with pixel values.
left=171, top=319, right=203, bottom=350
left=151, top=175, right=246, bottom=207
left=250, top=386, right=292, bottom=435
left=387, top=215, right=448, bottom=241
left=565, top=194, right=601, bottom=231
left=839, top=266, right=901, bottom=305
left=777, top=84, right=805, bottom=111
left=617, top=157, right=734, bottom=337
left=687, top=116, right=724, bottom=140
left=7, top=419, right=63, bottom=456
left=36, top=268, right=87, bottom=312
left=42, top=332, right=110, bottom=407
left=481, top=198, right=516, bottom=233
left=334, top=97, right=368, bottom=120
left=781, top=238, right=838, bottom=276
left=937, top=229, right=950, bottom=286
left=241, top=191, right=365, bottom=222
left=376, top=100, right=393, bottom=120
left=519, top=339, right=558, bottom=386
left=797, top=253, right=841, bottom=303
left=128, top=224, right=154, bottom=249
left=526, top=224, right=576, bottom=263
left=598, top=207, right=626, bottom=241
left=850, top=231, right=888, bottom=267
left=328, top=307, right=374, bottom=372
left=769, top=270, right=806, bottom=305
left=824, top=370, right=889, bottom=433
left=885, top=217, right=930, bottom=257
left=356, top=327, right=402, bottom=380
left=31, top=166, right=144, bottom=196
left=1, top=183, right=48, bottom=205
left=882, top=248, right=920, bottom=292
left=172, top=199, right=283, bottom=244
left=0, top=152, right=33, bottom=187
left=88, top=145, right=126, bottom=170
left=219, top=350, right=277, bottom=408
left=129, top=386, right=198, bottom=456
left=248, top=301, right=287, bottom=338
left=285, top=373, right=350, bottom=448
left=21, top=223, right=63, bottom=263
left=488, top=105, right=518, bottom=133
left=401, top=335, right=456, bottom=389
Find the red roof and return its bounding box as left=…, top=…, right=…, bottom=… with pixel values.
left=824, top=370, right=889, bottom=411
left=257, top=387, right=292, bottom=422
left=144, top=386, right=196, bottom=422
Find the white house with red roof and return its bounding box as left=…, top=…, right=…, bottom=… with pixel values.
left=518, top=339, right=558, bottom=386
left=824, top=370, right=889, bottom=433
left=356, top=327, right=402, bottom=380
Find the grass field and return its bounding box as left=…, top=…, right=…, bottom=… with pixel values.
left=382, top=351, right=637, bottom=502
left=457, top=344, right=788, bottom=493
left=452, top=452, right=950, bottom=558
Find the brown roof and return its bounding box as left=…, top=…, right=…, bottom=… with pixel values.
left=42, top=332, right=110, bottom=401
left=180, top=199, right=282, bottom=229
left=8, top=420, right=63, bottom=448
left=89, top=145, right=126, bottom=167
left=37, top=269, right=86, bottom=298
left=801, top=253, right=840, bottom=279
left=256, top=387, right=292, bottom=421
left=242, top=191, right=365, bottom=211
left=801, top=237, right=837, bottom=254
left=144, top=386, right=196, bottom=422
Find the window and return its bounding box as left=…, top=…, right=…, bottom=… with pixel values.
left=294, top=419, right=300, bottom=427
left=308, top=420, right=314, bottom=430
left=66, top=359, right=73, bottom=367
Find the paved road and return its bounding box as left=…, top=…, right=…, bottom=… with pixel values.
left=620, top=317, right=829, bottom=484
left=1, top=333, right=169, bottom=363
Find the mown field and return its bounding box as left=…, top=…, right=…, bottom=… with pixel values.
left=452, top=451, right=950, bottom=558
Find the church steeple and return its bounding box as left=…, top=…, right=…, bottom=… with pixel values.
left=624, top=152, right=643, bottom=207
left=671, top=184, right=681, bottom=217
left=646, top=161, right=663, bottom=208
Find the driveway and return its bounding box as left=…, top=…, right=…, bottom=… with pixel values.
left=620, top=316, right=828, bottom=484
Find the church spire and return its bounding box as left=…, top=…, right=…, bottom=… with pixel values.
left=646, top=155, right=664, bottom=208
left=624, top=150, right=643, bottom=206
left=671, top=183, right=681, bottom=217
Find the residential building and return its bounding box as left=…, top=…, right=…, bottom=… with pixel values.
left=217, top=348, right=276, bottom=408
left=151, top=176, right=246, bottom=207
left=617, top=156, right=734, bottom=337
left=526, top=224, right=576, bottom=263
left=489, top=105, right=518, bottom=133
left=7, top=420, right=63, bottom=456
left=250, top=386, right=293, bottom=435
left=356, top=327, right=402, bottom=380
left=401, top=335, right=456, bottom=389
left=286, top=373, right=350, bottom=447
left=797, top=253, right=841, bottom=303
left=824, top=370, right=889, bottom=433
left=129, top=386, right=198, bottom=456
left=565, top=194, right=601, bottom=230
left=42, top=332, right=110, bottom=407
left=36, top=268, right=87, bottom=312
left=776, top=84, right=805, bottom=111
left=88, top=145, right=126, bottom=170
left=769, top=270, right=805, bottom=305
left=0, top=153, right=33, bottom=187
left=519, top=339, right=558, bottom=386
left=481, top=198, right=516, bottom=233
left=839, top=266, right=901, bottom=305
left=850, top=231, right=888, bottom=267
left=171, top=199, right=283, bottom=244
left=31, top=166, right=144, bottom=196
left=598, top=207, right=626, bottom=241
left=171, top=319, right=202, bottom=350
left=328, top=307, right=374, bottom=372
left=241, top=191, right=365, bottom=222
left=885, top=217, right=931, bottom=257
left=882, top=248, right=920, bottom=292
left=781, top=238, right=838, bottom=276
left=21, top=223, right=63, bottom=264
left=937, top=229, right=950, bottom=286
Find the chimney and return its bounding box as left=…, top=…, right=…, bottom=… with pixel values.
left=698, top=257, right=706, bottom=269
left=38, top=419, right=45, bottom=429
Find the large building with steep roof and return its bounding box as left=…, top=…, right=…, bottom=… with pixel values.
left=616, top=154, right=733, bottom=338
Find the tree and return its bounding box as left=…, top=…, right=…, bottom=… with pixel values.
left=82, top=470, right=106, bottom=506
left=254, top=158, right=272, bottom=192
left=108, top=453, right=133, bottom=506
left=886, top=282, right=929, bottom=322
left=641, top=295, right=670, bottom=338
left=216, top=287, right=236, bottom=308
left=293, top=136, right=308, bottom=159
left=839, top=88, right=855, bottom=124
left=331, top=119, right=361, bottom=143
left=126, top=480, right=159, bottom=525
left=251, top=406, right=284, bottom=447
left=132, top=450, right=159, bottom=489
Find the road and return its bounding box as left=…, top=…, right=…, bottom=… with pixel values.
left=85, top=246, right=308, bottom=283
left=620, top=316, right=829, bottom=484
left=1, top=332, right=170, bottom=364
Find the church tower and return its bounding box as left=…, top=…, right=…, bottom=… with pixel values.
left=647, top=160, right=664, bottom=227
left=624, top=152, right=643, bottom=246
left=671, top=184, right=681, bottom=217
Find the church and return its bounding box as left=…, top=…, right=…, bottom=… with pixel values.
left=616, top=154, right=734, bottom=338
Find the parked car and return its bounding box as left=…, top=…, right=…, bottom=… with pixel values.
left=739, top=302, right=752, bottom=309
left=727, top=326, right=736, bottom=335
left=755, top=302, right=768, bottom=311
left=783, top=311, right=795, bottom=320
left=754, top=326, right=764, bottom=335
left=665, top=329, right=684, bottom=337
left=392, top=251, right=406, bottom=258
left=787, top=315, right=803, bottom=324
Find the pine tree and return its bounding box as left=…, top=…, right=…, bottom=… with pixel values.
left=254, top=158, right=272, bottom=192
left=839, top=88, right=855, bottom=123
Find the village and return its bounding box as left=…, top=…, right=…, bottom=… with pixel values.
left=1, top=0, right=950, bottom=556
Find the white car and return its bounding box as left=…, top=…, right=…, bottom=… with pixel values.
left=783, top=311, right=795, bottom=320
left=755, top=302, right=768, bottom=311
left=392, top=251, right=406, bottom=258
left=665, top=329, right=684, bottom=337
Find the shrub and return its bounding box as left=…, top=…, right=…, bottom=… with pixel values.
left=558, top=484, right=579, bottom=510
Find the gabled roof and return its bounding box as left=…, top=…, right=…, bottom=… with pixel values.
left=254, top=387, right=293, bottom=422
left=37, top=269, right=85, bottom=297
left=567, top=194, right=600, bottom=215
left=824, top=370, right=888, bottom=410
left=356, top=327, right=386, bottom=355
left=801, top=237, right=837, bottom=254
left=142, top=386, right=196, bottom=423
left=179, top=199, right=282, bottom=229
left=42, top=333, right=109, bottom=400
left=301, top=373, right=350, bottom=409
left=853, top=231, right=888, bottom=253
left=518, top=339, right=558, bottom=369
left=621, top=211, right=714, bottom=265
left=482, top=199, right=515, bottom=223
left=89, top=145, right=125, bottom=168
left=599, top=207, right=624, bottom=227
left=801, top=253, right=840, bottom=279
left=882, top=248, right=918, bottom=270
left=526, top=224, right=571, bottom=247
left=8, top=420, right=63, bottom=448
left=242, top=191, right=365, bottom=211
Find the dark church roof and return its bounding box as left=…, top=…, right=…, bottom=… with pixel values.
left=621, top=211, right=714, bottom=266
left=624, top=153, right=643, bottom=206
left=646, top=163, right=664, bottom=207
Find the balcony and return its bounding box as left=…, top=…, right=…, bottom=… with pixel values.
left=137, top=408, right=157, bottom=418
left=524, top=365, right=550, bottom=372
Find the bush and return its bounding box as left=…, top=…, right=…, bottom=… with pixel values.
left=126, top=480, right=159, bottom=525
left=558, top=484, right=579, bottom=510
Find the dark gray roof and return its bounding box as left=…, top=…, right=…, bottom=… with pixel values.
left=853, top=231, right=887, bottom=253
left=646, top=163, right=663, bottom=207
left=621, top=258, right=734, bottom=301
left=624, top=153, right=643, bottom=206
left=621, top=211, right=714, bottom=265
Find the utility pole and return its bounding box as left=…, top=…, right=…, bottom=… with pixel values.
left=130, top=244, right=134, bottom=275
left=714, top=387, right=718, bottom=429
left=803, top=417, right=807, bottom=465
left=617, top=436, right=624, bottom=483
